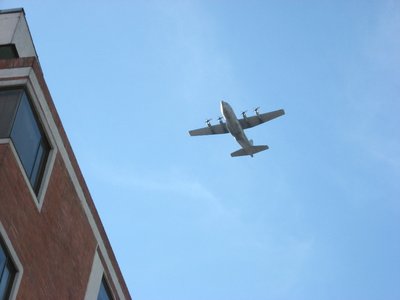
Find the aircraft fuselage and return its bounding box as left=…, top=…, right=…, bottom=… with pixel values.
left=220, top=101, right=252, bottom=149
left=189, top=100, right=284, bottom=157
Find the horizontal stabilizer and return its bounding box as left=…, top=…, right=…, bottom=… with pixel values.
left=231, top=145, right=269, bottom=157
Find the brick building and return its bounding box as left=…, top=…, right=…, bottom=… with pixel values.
left=0, top=8, right=131, bottom=300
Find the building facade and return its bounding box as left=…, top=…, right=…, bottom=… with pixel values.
left=0, top=8, right=131, bottom=300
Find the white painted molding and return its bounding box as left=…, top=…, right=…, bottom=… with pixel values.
left=84, top=249, right=104, bottom=300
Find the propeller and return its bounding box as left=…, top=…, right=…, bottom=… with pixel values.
left=254, top=107, right=261, bottom=115
left=217, top=116, right=224, bottom=124
left=205, top=118, right=212, bottom=127
left=241, top=110, right=248, bottom=118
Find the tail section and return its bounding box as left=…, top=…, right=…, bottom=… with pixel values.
left=230, top=145, right=269, bottom=157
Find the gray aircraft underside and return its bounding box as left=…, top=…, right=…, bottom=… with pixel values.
left=189, top=101, right=285, bottom=157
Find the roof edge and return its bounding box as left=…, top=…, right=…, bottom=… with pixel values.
left=0, top=8, right=25, bottom=15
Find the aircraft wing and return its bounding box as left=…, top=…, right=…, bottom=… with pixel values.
left=189, top=123, right=229, bottom=136
left=239, top=109, right=285, bottom=129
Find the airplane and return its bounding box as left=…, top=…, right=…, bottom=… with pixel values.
left=188, top=101, right=285, bottom=157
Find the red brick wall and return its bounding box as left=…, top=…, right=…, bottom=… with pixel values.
left=0, top=57, right=131, bottom=299
left=0, top=143, right=97, bottom=299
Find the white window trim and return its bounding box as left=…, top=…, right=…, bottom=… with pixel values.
left=0, top=222, right=23, bottom=300
left=85, top=250, right=104, bottom=300
left=85, top=249, right=116, bottom=300
left=0, top=138, right=56, bottom=211
left=0, top=71, right=57, bottom=212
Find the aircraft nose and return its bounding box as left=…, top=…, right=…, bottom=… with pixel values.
left=220, top=101, right=227, bottom=116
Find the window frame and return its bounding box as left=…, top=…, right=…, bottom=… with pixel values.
left=85, top=250, right=116, bottom=300
left=0, top=238, right=16, bottom=300
left=0, top=88, right=51, bottom=195
left=0, top=223, right=23, bottom=300
left=97, top=276, right=114, bottom=300
left=0, top=77, right=57, bottom=212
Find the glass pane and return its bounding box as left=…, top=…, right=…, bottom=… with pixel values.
left=0, top=89, right=21, bottom=138
left=10, top=92, right=41, bottom=179
left=30, top=139, right=49, bottom=193
left=0, top=264, right=10, bottom=300
left=0, top=245, right=6, bottom=274
left=97, top=279, right=112, bottom=300
left=0, top=45, right=18, bottom=59
left=30, top=141, right=44, bottom=190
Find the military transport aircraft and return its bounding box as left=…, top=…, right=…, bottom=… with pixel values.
left=189, top=101, right=285, bottom=157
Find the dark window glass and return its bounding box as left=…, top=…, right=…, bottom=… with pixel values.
left=97, top=277, right=113, bottom=300
left=0, top=90, right=21, bottom=137
left=0, top=265, right=11, bottom=300
left=11, top=93, right=42, bottom=178
left=30, top=140, right=49, bottom=190
left=0, top=240, right=16, bottom=300
left=0, top=44, right=19, bottom=59
left=0, top=88, right=50, bottom=195
left=0, top=247, right=5, bottom=273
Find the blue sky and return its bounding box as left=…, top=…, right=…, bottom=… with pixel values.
left=2, top=1, right=399, bottom=299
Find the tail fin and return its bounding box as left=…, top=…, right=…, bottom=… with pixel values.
left=231, top=145, right=269, bottom=157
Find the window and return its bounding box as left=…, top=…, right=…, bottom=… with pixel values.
left=97, top=277, right=113, bottom=300
left=0, top=44, right=19, bottom=59
left=0, top=88, right=50, bottom=195
left=0, top=238, right=16, bottom=300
